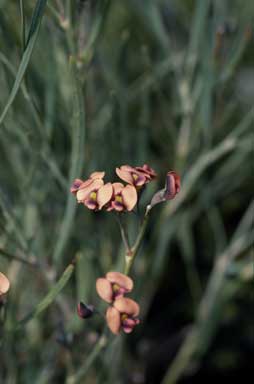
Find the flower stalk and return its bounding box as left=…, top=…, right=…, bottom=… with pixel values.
left=123, top=206, right=151, bottom=275
left=116, top=214, right=132, bottom=255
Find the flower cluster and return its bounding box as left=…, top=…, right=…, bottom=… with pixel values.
left=96, top=272, right=140, bottom=334
left=74, top=164, right=181, bottom=337
left=71, top=164, right=157, bottom=212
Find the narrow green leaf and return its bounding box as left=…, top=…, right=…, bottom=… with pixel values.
left=53, top=60, right=86, bottom=264
left=188, top=0, right=211, bottom=60
left=26, top=0, right=48, bottom=47
left=220, top=28, right=251, bottom=83
left=19, top=0, right=26, bottom=51
left=18, top=262, right=75, bottom=327
left=0, top=52, right=67, bottom=189
left=0, top=0, right=48, bottom=126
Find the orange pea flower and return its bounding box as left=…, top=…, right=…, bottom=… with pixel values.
left=0, top=272, right=10, bottom=297
left=96, top=272, right=133, bottom=303
left=71, top=172, right=113, bottom=210
left=106, top=297, right=140, bottom=335
left=116, top=164, right=156, bottom=187
left=107, top=182, right=137, bottom=212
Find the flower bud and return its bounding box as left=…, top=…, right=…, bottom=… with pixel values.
left=77, top=302, right=94, bottom=319
left=149, top=171, right=180, bottom=208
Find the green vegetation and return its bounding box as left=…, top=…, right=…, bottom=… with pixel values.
left=0, top=0, right=253, bottom=383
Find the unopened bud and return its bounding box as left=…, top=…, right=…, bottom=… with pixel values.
left=149, top=171, right=180, bottom=208
left=77, top=302, right=94, bottom=319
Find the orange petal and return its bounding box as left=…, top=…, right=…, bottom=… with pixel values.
left=76, top=179, right=104, bottom=202
left=106, top=306, right=121, bottom=335
left=112, top=182, right=124, bottom=195
left=115, top=168, right=133, bottom=185
left=106, top=272, right=133, bottom=291
left=90, top=171, right=105, bottom=180
left=121, top=185, right=137, bottom=211
left=113, top=297, right=140, bottom=317
left=79, top=178, right=94, bottom=190
left=76, top=179, right=93, bottom=201
left=96, top=278, right=113, bottom=303
left=120, top=165, right=136, bottom=172
left=0, top=272, right=10, bottom=295
left=97, top=183, right=113, bottom=209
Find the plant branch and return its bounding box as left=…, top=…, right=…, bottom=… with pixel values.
left=124, top=206, right=151, bottom=275
left=116, top=214, right=131, bottom=254
left=0, top=247, right=40, bottom=268
left=66, top=332, right=108, bottom=384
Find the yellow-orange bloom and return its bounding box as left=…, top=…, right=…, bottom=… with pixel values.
left=106, top=297, right=140, bottom=335
left=107, top=182, right=137, bottom=212
left=96, top=272, right=133, bottom=303
left=71, top=172, right=113, bottom=210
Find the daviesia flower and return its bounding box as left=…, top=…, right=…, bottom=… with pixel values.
left=0, top=272, right=10, bottom=297
left=106, top=297, right=140, bottom=334
left=116, top=164, right=156, bottom=187
left=71, top=172, right=113, bottom=210
left=96, top=272, right=133, bottom=303
left=107, top=183, right=137, bottom=212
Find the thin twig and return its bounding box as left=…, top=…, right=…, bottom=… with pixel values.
left=116, top=214, right=131, bottom=254
left=124, top=206, right=151, bottom=275
left=0, top=247, right=39, bottom=268
left=66, top=333, right=108, bottom=384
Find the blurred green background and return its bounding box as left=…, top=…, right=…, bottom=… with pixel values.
left=0, top=0, right=253, bottom=383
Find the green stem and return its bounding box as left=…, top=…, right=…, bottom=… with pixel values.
left=66, top=333, right=108, bottom=384
left=19, top=0, right=26, bottom=52
left=65, top=0, right=75, bottom=55
left=116, top=214, right=131, bottom=254
left=16, top=261, right=75, bottom=330
left=0, top=247, right=40, bottom=268
left=124, top=206, right=151, bottom=275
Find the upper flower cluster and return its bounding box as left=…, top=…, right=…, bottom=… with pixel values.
left=71, top=164, right=157, bottom=212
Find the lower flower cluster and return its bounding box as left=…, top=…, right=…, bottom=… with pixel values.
left=96, top=272, right=140, bottom=334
